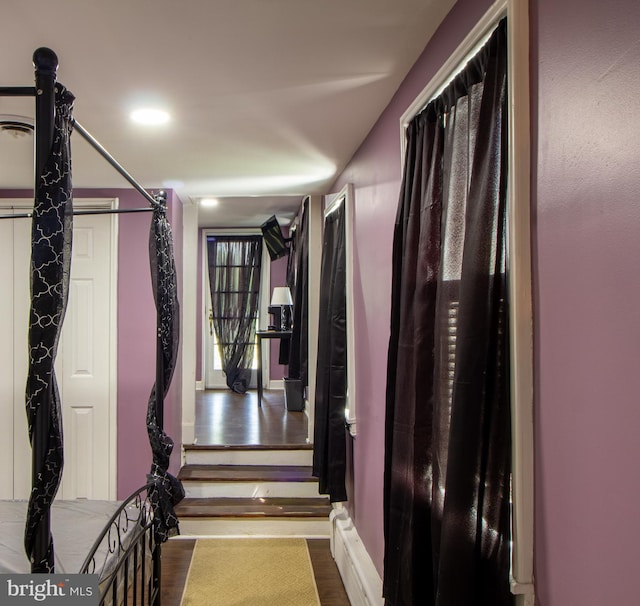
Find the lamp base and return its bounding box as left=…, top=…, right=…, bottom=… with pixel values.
left=281, top=306, right=292, bottom=331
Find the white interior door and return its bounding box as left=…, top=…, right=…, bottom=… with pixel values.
left=0, top=205, right=35, bottom=500
left=0, top=200, right=116, bottom=500
left=57, top=212, right=115, bottom=499
left=11, top=213, right=32, bottom=500
left=0, top=209, right=20, bottom=499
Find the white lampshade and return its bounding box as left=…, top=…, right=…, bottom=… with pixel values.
left=271, top=286, right=293, bottom=306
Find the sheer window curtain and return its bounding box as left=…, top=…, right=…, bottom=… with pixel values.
left=207, top=236, right=262, bottom=394
left=384, top=20, right=512, bottom=606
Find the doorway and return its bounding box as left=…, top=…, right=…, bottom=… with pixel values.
left=201, top=230, right=269, bottom=390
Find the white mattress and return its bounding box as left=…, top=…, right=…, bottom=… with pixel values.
left=0, top=499, right=122, bottom=574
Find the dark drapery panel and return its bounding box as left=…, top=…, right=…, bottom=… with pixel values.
left=147, top=201, right=185, bottom=543
left=384, top=20, right=512, bottom=606
left=286, top=223, right=297, bottom=291
left=313, top=202, right=348, bottom=503
left=288, top=199, right=309, bottom=387
left=207, top=236, right=262, bottom=393
left=24, top=86, right=74, bottom=572
left=277, top=223, right=297, bottom=365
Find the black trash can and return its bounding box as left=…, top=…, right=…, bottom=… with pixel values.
left=283, top=377, right=304, bottom=411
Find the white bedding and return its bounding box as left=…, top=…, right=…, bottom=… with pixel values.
left=0, top=500, right=122, bottom=574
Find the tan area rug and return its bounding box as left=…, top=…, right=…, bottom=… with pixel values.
left=180, top=538, right=320, bottom=606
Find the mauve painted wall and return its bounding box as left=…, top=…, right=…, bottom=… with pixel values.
left=71, top=188, right=183, bottom=498
left=269, top=235, right=290, bottom=379
left=331, top=0, right=640, bottom=603
left=330, top=0, right=493, bottom=577
left=0, top=188, right=183, bottom=498
left=532, top=0, right=640, bottom=604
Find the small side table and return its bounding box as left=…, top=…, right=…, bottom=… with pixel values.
left=255, top=330, right=292, bottom=407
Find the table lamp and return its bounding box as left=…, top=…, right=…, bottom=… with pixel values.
left=271, top=287, right=293, bottom=331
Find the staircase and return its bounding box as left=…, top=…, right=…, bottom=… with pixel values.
left=175, top=444, right=332, bottom=537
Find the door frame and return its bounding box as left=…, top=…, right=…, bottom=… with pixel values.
left=200, top=228, right=269, bottom=390
left=323, top=184, right=357, bottom=436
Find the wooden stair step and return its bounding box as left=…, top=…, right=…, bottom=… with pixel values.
left=175, top=497, right=332, bottom=518
left=184, top=443, right=313, bottom=452
left=178, top=464, right=317, bottom=483
left=184, top=444, right=313, bottom=466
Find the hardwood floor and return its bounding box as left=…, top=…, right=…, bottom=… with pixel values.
left=160, top=538, right=350, bottom=605
left=194, top=388, right=308, bottom=446
left=160, top=539, right=195, bottom=606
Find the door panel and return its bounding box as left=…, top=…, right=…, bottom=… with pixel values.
left=0, top=213, right=16, bottom=499
left=59, top=215, right=113, bottom=500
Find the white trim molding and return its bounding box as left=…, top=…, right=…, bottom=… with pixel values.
left=398, top=0, right=535, bottom=600
left=323, top=184, right=357, bottom=437
left=506, top=0, right=535, bottom=600
left=330, top=507, right=383, bottom=606
left=181, top=200, right=198, bottom=447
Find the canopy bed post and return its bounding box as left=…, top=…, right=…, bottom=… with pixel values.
left=153, top=191, right=166, bottom=604
left=155, top=191, right=167, bottom=432
left=30, top=46, right=58, bottom=574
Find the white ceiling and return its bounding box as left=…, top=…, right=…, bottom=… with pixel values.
left=1, top=0, right=454, bottom=226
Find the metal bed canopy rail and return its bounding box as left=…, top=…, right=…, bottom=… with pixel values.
left=0, top=49, right=163, bottom=215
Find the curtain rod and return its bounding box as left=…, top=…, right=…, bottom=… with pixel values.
left=0, top=86, right=36, bottom=96
left=0, top=207, right=155, bottom=220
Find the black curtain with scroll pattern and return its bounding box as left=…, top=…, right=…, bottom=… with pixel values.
left=24, top=85, right=74, bottom=572
left=147, top=202, right=185, bottom=543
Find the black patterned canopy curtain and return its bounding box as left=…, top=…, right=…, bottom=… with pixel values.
left=207, top=236, right=262, bottom=393
left=147, top=200, right=185, bottom=543
left=383, top=20, right=512, bottom=606
left=313, top=201, right=348, bottom=503
left=24, top=85, right=74, bottom=572
left=288, top=199, right=309, bottom=387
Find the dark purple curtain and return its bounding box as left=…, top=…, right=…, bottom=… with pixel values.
left=384, top=20, right=512, bottom=606
left=288, top=199, right=309, bottom=387
left=147, top=201, right=184, bottom=543
left=207, top=236, right=262, bottom=393
left=24, top=85, right=74, bottom=572
left=313, top=201, right=348, bottom=503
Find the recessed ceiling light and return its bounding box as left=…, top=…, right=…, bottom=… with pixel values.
left=130, top=108, right=170, bottom=125
left=200, top=198, right=219, bottom=207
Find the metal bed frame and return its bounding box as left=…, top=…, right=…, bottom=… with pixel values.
left=1, top=48, right=172, bottom=605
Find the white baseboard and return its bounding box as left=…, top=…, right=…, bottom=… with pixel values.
left=330, top=507, right=383, bottom=606
left=268, top=379, right=284, bottom=390
left=195, top=380, right=204, bottom=391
